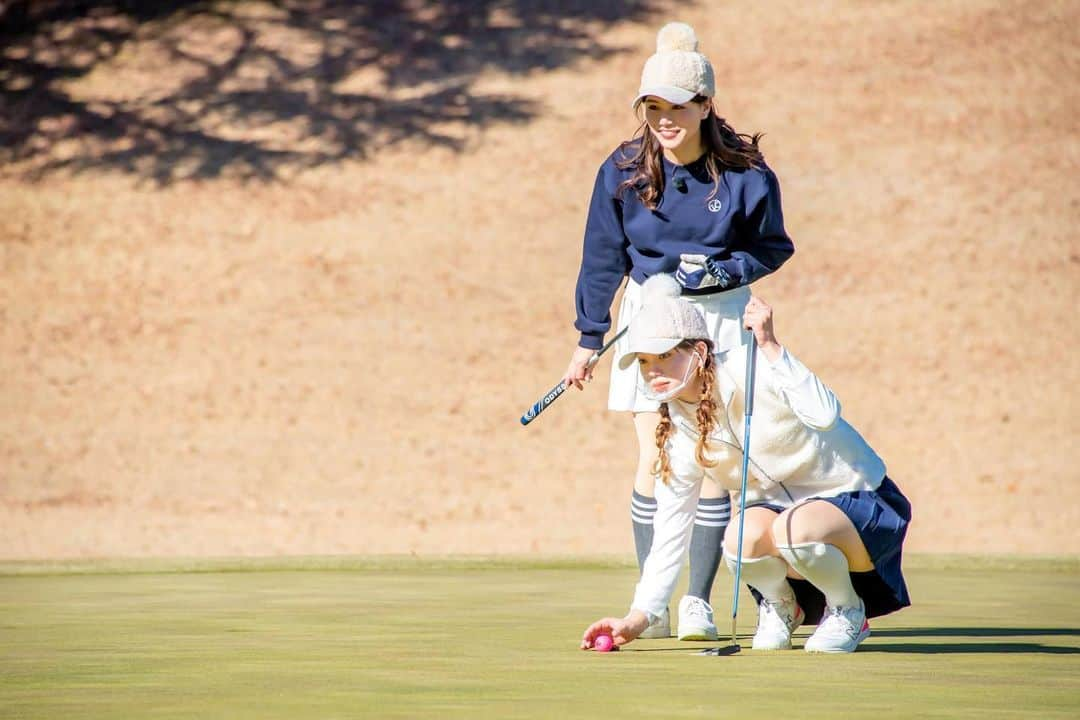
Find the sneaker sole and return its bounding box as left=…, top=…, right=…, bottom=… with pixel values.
left=804, top=626, right=871, bottom=654
left=677, top=628, right=719, bottom=641
left=751, top=639, right=793, bottom=651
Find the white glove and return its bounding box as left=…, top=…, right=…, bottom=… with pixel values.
left=675, top=254, right=733, bottom=291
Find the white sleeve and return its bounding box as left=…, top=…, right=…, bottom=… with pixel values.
left=766, top=347, right=840, bottom=431
left=630, top=460, right=703, bottom=620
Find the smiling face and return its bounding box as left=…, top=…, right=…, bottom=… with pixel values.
left=636, top=341, right=707, bottom=403
left=641, top=96, right=710, bottom=163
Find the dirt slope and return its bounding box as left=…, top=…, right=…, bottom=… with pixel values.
left=2, top=1, right=1078, bottom=559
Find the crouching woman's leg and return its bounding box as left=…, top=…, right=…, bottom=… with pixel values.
left=773, top=478, right=912, bottom=654
left=721, top=506, right=804, bottom=650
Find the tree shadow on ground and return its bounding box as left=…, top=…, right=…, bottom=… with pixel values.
left=0, top=0, right=662, bottom=184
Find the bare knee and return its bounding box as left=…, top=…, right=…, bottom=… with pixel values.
left=772, top=501, right=874, bottom=572
left=632, top=445, right=660, bottom=494
left=724, top=509, right=778, bottom=558
left=700, top=476, right=726, bottom=500
left=773, top=509, right=815, bottom=547
left=772, top=501, right=843, bottom=546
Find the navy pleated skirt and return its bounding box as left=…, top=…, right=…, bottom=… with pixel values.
left=749, top=476, right=912, bottom=625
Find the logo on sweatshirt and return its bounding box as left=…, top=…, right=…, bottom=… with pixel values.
left=708, top=198, right=723, bottom=213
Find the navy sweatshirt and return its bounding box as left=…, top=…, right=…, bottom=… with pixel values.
left=573, top=145, right=795, bottom=349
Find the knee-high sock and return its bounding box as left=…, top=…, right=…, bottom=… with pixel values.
left=778, top=542, right=860, bottom=609
left=630, top=490, right=657, bottom=576
left=686, top=496, right=730, bottom=603
left=723, top=552, right=795, bottom=603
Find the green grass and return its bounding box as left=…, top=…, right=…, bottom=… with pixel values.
left=1, top=555, right=1078, bottom=719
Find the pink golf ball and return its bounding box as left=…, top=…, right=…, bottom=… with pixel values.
left=594, top=634, right=615, bottom=653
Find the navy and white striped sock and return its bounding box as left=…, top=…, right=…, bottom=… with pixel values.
left=630, top=490, right=657, bottom=575
left=687, top=495, right=731, bottom=603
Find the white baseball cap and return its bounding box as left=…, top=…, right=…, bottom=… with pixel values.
left=633, top=22, right=716, bottom=108
left=617, top=274, right=710, bottom=370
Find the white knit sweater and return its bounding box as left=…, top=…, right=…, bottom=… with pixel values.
left=630, top=344, right=887, bottom=621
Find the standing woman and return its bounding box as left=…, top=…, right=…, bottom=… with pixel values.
left=562, top=22, right=795, bottom=640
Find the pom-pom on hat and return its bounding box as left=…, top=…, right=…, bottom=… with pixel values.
left=617, top=274, right=710, bottom=370
left=633, top=22, right=715, bottom=107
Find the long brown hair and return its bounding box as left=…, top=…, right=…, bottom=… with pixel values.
left=616, top=97, right=764, bottom=210
left=653, top=339, right=721, bottom=485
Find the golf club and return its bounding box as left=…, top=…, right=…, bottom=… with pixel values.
left=730, top=334, right=758, bottom=646
left=699, top=333, right=757, bottom=657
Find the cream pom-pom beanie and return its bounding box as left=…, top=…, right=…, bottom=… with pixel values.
left=617, top=274, right=710, bottom=370
left=633, top=22, right=715, bottom=107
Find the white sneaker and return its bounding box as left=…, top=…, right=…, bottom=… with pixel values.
left=677, top=596, right=718, bottom=641
left=804, top=600, right=870, bottom=653
left=638, top=607, right=671, bottom=639
left=751, top=597, right=805, bottom=650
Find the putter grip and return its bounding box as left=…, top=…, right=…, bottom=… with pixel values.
left=519, top=328, right=624, bottom=428
left=744, top=336, right=757, bottom=415
left=520, top=380, right=567, bottom=425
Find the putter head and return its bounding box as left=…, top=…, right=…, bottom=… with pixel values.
left=698, top=643, right=741, bottom=656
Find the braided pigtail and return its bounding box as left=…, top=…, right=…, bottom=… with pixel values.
left=694, top=350, right=720, bottom=469
left=653, top=402, right=675, bottom=485
left=652, top=340, right=718, bottom=484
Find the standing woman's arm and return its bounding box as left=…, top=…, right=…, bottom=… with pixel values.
left=707, top=168, right=794, bottom=288
left=573, top=163, right=632, bottom=351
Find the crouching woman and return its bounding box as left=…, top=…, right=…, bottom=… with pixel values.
left=581, top=274, right=911, bottom=653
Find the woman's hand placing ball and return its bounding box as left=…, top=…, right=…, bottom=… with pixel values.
left=580, top=611, right=651, bottom=651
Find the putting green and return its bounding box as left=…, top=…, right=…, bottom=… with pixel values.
left=1, top=555, right=1077, bottom=719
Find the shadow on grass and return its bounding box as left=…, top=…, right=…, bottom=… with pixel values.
left=860, top=643, right=1080, bottom=655
left=871, top=627, right=1080, bottom=638
left=609, top=640, right=1080, bottom=655
left=616, top=648, right=725, bottom=654
left=621, top=640, right=1080, bottom=655
left=0, top=0, right=661, bottom=183
left=861, top=626, right=1080, bottom=654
